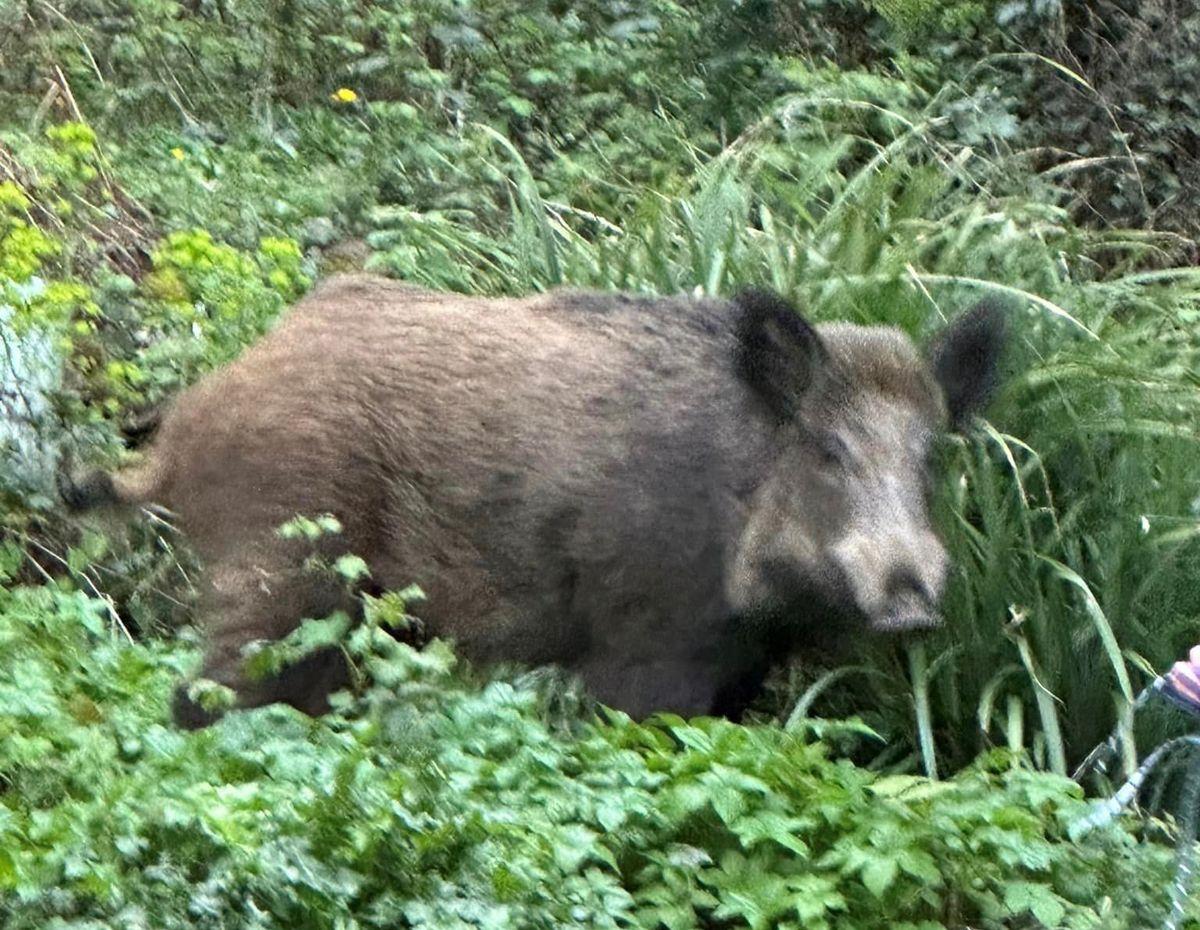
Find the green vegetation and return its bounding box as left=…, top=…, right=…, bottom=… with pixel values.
left=0, top=583, right=1190, bottom=928
left=2, top=0, right=1199, bottom=926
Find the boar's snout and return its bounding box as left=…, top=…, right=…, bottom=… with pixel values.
left=872, top=587, right=941, bottom=634
left=832, top=529, right=948, bottom=635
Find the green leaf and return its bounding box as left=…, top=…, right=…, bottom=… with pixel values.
left=730, top=811, right=810, bottom=856
left=1003, top=881, right=1068, bottom=927
left=897, top=848, right=940, bottom=884
left=504, top=96, right=535, bottom=117
left=862, top=857, right=899, bottom=898
left=333, top=554, right=371, bottom=583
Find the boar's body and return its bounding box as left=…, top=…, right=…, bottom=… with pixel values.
left=75, top=274, right=1004, bottom=726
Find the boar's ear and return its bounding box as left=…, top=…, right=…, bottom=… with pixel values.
left=735, top=288, right=828, bottom=422
left=930, top=299, right=1007, bottom=430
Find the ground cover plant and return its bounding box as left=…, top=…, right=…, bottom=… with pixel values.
left=2, top=0, right=1200, bottom=926
left=0, top=581, right=1195, bottom=929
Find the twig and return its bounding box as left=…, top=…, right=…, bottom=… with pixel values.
left=35, top=0, right=105, bottom=85
left=88, top=560, right=190, bottom=610
left=22, top=535, right=134, bottom=643
left=30, top=81, right=61, bottom=132
left=19, top=546, right=55, bottom=585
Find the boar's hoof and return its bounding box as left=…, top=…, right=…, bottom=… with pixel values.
left=172, top=683, right=224, bottom=730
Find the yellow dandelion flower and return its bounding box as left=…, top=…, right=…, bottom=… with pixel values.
left=170, top=147, right=186, bottom=161
left=331, top=88, right=359, bottom=104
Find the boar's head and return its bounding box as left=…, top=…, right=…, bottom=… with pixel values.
left=727, top=291, right=1006, bottom=637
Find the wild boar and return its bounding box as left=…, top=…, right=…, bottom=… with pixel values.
left=61, top=274, right=1005, bottom=727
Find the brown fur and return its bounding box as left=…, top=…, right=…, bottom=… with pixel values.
left=70, top=275, right=1004, bottom=726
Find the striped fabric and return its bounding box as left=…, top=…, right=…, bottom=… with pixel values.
left=1163, top=646, right=1200, bottom=717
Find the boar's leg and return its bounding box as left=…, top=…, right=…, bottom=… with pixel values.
left=576, top=654, right=732, bottom=720
left=172, top=552, right=356, bottom=729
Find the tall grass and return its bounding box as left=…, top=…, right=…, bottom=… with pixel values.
left=369, top=61, right=1200, bottom=775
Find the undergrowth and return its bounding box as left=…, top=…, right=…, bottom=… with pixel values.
left=0, top=582, right=1192, bottom=929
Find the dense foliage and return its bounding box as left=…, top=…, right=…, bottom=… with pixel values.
left=2, top=0, right=1200, bottom=925
left=1, top=582, right=1192, bottom=929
